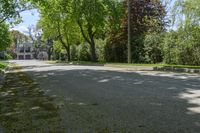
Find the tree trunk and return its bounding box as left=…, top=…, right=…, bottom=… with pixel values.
left=57, top=22, right=71, bottom=61
left=67, top=44, right=71, bottom=61
left=48, top=46, right=53, bottom=60
left=88, top=24, right=97, bottom=62
left=78, top=21, right=97, bottom=62
left=66, top=36, right=71, bottom=62
left=89, top=36, right=97, bottom=62
left=48, top=49, right=51, bottom=60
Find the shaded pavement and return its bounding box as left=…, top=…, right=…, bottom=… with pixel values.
left=0, top=60, right=200, bottom=133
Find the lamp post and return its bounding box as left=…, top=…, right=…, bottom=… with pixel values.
left=127, top=0, right=131, bottom=63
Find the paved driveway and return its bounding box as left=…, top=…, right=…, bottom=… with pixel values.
left=1, top=60, right=200, bottom=132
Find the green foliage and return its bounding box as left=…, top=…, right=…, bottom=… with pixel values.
left=72, top=0, right=109, bottom=61
left=0, top=61, right=8, bottom=69
left=95, top=39, right=106, bottom=62
left=70, top=45, right=78, bottom=61
left=10, top=30, right=30, bottom=45
left=26, top=0, right=199, bottom=66
left=0, top=22, right=12, bottom=50
left=144, top=32, right=164, bottom=63
left=163, top=27, right=200, bottom=65
left=0, top=0, right=30, bottom=24
left=36, top=0, right=82, bottom=61
left=77, top=43, right=90, bottom=61
left=105, top=0, right=167, bottom=63
left=131, top=35, right=145, bottom=63
left=104, top=40, right=127, bottom=63
left=162, top=31, right=179, bottom=64
left=4, top=53, right=13, bottom=60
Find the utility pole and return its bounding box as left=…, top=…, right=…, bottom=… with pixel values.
left=127, top=0, right=131, bottom=63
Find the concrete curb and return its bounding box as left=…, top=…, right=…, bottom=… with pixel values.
left=104, top=65, right=154, bottom=71
left=153, top=66, right=200, bottom=74
left=104, top=65, right=200, bottom=74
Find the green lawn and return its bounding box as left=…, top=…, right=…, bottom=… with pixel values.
left=51, top=60, right=200, bottom=69
left=161, top=64, right=200, bottom=69
left=106, top=63, right=200, bottom=69
left=0, top=61, right=8, bottom=70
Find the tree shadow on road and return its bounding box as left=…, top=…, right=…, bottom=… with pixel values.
left=0, top=72, right=65, bottom=133
left=1, top=64, right=200, bottom=133
left=25, top=66, right=200, bottom=133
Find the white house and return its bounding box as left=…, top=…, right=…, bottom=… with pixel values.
left=15, top=43, right=35, bottom=60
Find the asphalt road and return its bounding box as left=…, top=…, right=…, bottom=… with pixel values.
left=3, top=60, right=200, bottom=132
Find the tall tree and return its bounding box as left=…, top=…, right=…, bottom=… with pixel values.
left=0, top=22, right=12, bottom=50
left=0, top=0, right=31, bottom=24
left=166, top=0, right=200, bottom=65
left=173, top=0, right=200, bottom=27
left=105, top=0, right=166, bottom=63
left=36, top=0, right=81, bottom=61
left=10, top=30, right=29, bottom=45
left=72, top=0, right=108, bottom=62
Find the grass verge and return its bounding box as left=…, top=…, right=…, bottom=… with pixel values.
left=46, top=60, right=200, bottom=69
left=0, top=61, right=8, bottom=70
left=106, top=63, right=200, bottom=69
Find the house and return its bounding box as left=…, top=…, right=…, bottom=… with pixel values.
left=15, top=43, right=35, bottom=60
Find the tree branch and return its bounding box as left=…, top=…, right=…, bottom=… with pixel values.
left=77, top=20, right=91, bottom=44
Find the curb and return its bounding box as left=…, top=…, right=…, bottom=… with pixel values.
left=153, top=66, right=200, bottom=74
left=104, top=64, right=154, bottom=71
left=104, top=65, right=200, bottom=74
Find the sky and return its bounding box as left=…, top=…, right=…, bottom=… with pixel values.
left=11, top=9, right=40, bottom=34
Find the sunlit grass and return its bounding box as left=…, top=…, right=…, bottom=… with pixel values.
left=106, top=63, right=200, bottom=69
left=0, top=61, right=8, bottom=70
left=52, top=60, right=200, bottom=69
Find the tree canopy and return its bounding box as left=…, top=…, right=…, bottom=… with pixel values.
left=0, top=22, right=12, bottom=50
left=0, top=0, right=31, bottom=24
left=0, top=0, right=199, bottom=65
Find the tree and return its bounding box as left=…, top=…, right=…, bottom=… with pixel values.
left=144, top=32, right=164, bottom=63
left=0, top=0, right=31, bottom=24
left=0, top=22, right=12, bottom=50
left=10, top=30, right=30, bottom=45
left=173, top=0, right=200, bottom=27
left=105, top=0, right=166, bottom=63
left=37, top=0, right=81, bottom=61
left=72, top=0, right=108, bottom=62
left=167, top=0, right=200, bottom=65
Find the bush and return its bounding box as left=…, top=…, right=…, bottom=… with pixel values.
left=162, top=28, right=200, bottom=66
left=96, top=39, right=106, bottom=62
left=104, top=35, right=127, bottom=63
left=5, top=53, right=13, bottom=60
left=144, top=32, right=164, bottom=63
left=0, top=52, right=13, bottom=60
left=70, top=45, right=78, bottom=61
left=162, top=32, right=178, bottom=64
left=77, top=43, right=91, bottom=61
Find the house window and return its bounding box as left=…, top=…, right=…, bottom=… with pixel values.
left=26, top=47, right=31, bottom=52
left=20, top=47, right=24, bottom=53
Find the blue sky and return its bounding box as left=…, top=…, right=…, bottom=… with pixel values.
left=11, top=9, right=39, bottom=33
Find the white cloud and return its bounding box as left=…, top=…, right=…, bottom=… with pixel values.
left=10, top=25, right=29, bottom=34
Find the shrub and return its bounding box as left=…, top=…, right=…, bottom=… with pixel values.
left=77, top=43, right=91, bottom=61
left=144, top=32, right=164, bottom=63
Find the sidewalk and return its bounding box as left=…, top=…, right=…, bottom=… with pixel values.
left=105, top=64, right=200, bottom=74
left=153, top=66, right=200, bottom=73
left=104, top=64, right=154, bottom=71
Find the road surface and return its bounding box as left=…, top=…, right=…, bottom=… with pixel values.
left=1, top=60, right=200, bottom=133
